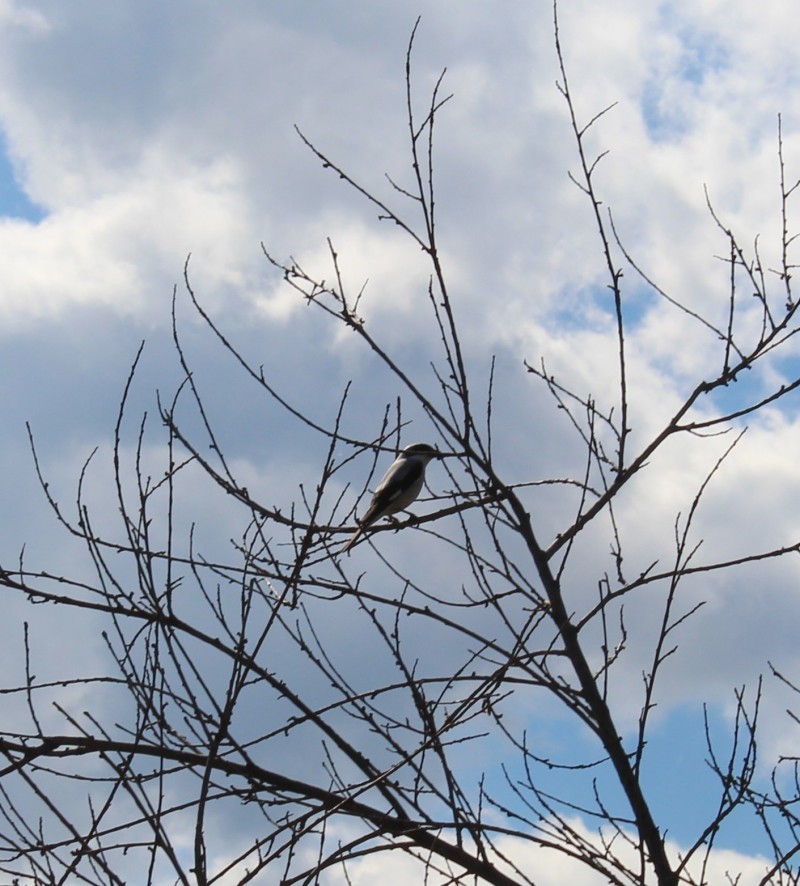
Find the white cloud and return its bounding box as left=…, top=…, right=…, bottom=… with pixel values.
left=0, top=0, right=48, bottom=34
left=0, top=149, right=256, bottom=325
left=308, top=816, right=774, bottom=886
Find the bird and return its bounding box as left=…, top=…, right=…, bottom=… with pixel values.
left=343, top=443, right=440, bottom=553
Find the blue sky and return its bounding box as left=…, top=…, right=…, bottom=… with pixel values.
left=1, top=1, right=800, bottom=883
left=0, top=134, right=42, bottom=220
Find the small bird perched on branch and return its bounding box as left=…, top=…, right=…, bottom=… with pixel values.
left=343, top=443, right=440, bottom=553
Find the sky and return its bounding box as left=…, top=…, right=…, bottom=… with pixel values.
left=1, top=0, right=800, bottom=883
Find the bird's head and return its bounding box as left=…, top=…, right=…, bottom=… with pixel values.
left=400, top=443, right=440, bottom=463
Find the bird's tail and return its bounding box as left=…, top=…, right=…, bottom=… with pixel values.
left=342, top=525, right=364, bottom=554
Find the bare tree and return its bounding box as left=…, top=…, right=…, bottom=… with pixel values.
left=1, top=4, right=799, bottom=884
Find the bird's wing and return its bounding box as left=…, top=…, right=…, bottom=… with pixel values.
left=361, top=457, right=424, bottom=524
